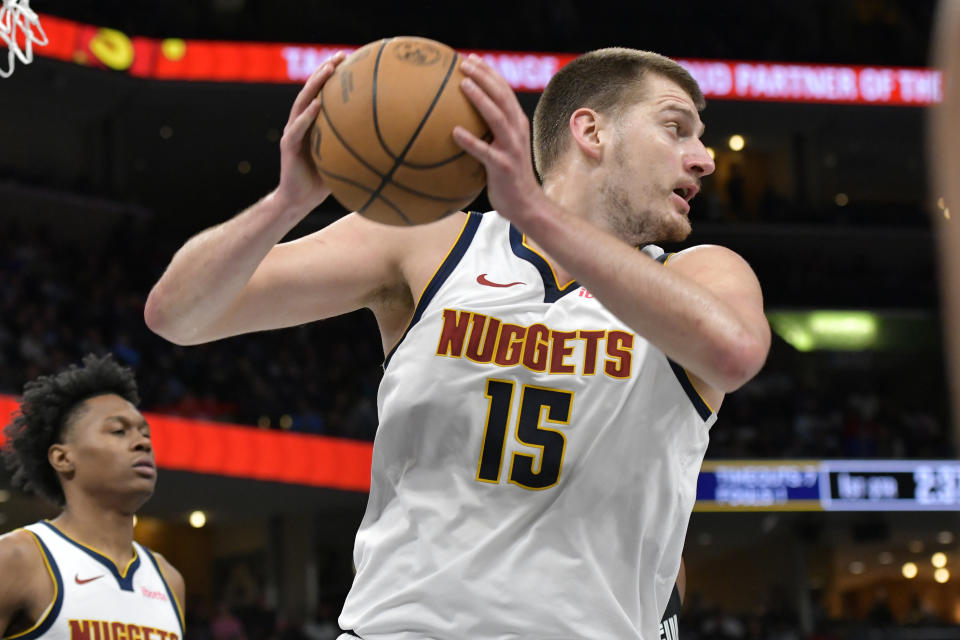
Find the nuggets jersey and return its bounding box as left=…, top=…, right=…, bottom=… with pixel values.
left=5, top=521, right=184, bottom=640
left=339, top=211, right=715, bottom=640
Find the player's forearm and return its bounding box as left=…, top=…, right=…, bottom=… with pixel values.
left=517, top=197, right=767, bottom=391
left=143, top=190, right=305, bottom=345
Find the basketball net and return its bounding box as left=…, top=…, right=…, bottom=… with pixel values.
left=0, top=0, right=46, bottom=78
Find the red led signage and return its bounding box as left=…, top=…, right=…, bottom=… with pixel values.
left=29, top=13, right=941, bottom=106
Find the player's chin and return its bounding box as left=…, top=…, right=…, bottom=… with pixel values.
left=130, top=483, right=156, bottom=508
left=661, top=214, right=692, bottom=243
left=129, top=474, right=158, bottom=497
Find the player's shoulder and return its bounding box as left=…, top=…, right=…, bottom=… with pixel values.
left=148, top=550, right=185, bottom=600
left=0, top=528, right=50, bottom=598
left=389, top=210, right=475, bottom=267
left=149, top=550, right=180, bottom=576
left=327, top=210, right=471, bottom=258
left=665, top=243, right=759, bottom=280
left=0, top=528, right=55, bottom=627
left=670, top=243, right=745, bottom=263
left=0, top=528, right=45, bottom=570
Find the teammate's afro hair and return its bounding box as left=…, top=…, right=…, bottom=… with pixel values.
left=1, top=353, right=140, bottom=506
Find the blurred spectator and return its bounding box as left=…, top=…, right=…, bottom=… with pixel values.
left=209, top=602, right=246, bottom=640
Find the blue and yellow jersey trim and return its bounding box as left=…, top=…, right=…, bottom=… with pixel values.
left=655, top=251, right=675, bottom=266
left=666, top=359, right=714, bottom=421
left=143, top=548, right=186, bottom=637
left=655, top=251, right=715, bottom=421
left=508, top=224, right=578, bottom=303
left=383, top=211, right=483, bottom=369
left=5, top=530, right=64, bottom=640
left=39, top=521, right=140, bottom=591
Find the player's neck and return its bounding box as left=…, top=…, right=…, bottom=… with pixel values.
left=530, top=176, right=611, bottom=286
left=52, top=497, right=137, bottom=568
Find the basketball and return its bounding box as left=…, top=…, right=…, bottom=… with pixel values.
left=309, top=37, right=489, bottom=226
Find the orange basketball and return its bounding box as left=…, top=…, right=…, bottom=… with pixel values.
left=309, top=37, right=489, bottom=226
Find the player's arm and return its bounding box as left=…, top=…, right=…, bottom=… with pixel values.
left=144, top=53, right=405, bottom=346
left=153, top=553, right=186, bottom=616
left=0, top=530, right=52, bottom=635
left=677, top=556, right=686, bottom=604
left=454, top=55, right=769, bottom=394
left=146, top=207, right=424, bottom=345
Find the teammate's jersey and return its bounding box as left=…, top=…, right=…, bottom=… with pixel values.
left=659, top=583, right=682, bottom=640
left=5, top=521, right=184, bottom=640
left=339, top=211, right=716, bottom=640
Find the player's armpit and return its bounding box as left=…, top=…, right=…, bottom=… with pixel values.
left=0, top=530, right=52, bottom=636
left=664, top=244, right=771, bottom=395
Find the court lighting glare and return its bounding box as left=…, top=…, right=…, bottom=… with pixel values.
left=932, top=552, right=948, bottom=569
left=937, top=531, right=955, bottom=545
left=935, top=568, right=950, bottom=583
left=728, top=135, right=745, bottom=151
left=706, top=147, right=716, bottom=159
left=189, top=510, right=207, bottom=528
left=902, top=562, right=918, bottom=579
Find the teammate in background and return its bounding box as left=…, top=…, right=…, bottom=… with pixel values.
left=930, top=0, right=960, bottom=446
left=660, top=558, right=686, bottom=640
left=145, top=46, right=769, bottom=639
left=0, top=354, right=185, bottom=639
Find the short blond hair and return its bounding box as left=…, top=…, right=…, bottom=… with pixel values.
left=532, top=48, right=704, bottom=179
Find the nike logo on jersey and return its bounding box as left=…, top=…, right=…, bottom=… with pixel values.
left=476, top=273, right=525, bottom=288
left=75, top=574, right=104, bottom=585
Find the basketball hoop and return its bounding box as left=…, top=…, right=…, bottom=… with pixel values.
left=0, top=0, right=46, bottom=78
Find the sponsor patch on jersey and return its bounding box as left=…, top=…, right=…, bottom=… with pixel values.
left=141, top=586, right=168, bottom=601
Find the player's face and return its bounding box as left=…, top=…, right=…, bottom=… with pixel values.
left=598, top=74, right=715, bottom=246
left=59, top=394, right=156, bottom=507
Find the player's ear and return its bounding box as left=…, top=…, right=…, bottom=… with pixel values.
left=569, top=108, right=603, bottom=162
left=48, top=443, right=74, bottom=475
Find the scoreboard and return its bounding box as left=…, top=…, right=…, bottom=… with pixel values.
left=696, top=460, right=960, bottom=511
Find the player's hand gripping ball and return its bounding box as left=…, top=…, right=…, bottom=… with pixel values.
left=309, top=37, right=489, bottom=226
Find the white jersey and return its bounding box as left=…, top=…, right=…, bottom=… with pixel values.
left=340, top=211, right=716, bottom=640
left=5, top=521, right=184, bottom=640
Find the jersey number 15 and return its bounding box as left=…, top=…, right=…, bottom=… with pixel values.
left=476, top=378, right=573, bottom=490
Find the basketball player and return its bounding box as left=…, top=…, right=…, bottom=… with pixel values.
left=145, top=47, right=769, bottom=639
left=0, top=354, right=185, bottom=639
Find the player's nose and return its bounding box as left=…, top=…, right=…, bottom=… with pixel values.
left=686, top=140, right=715, bottom=178
left=133, top=432, right=152, bottom=453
